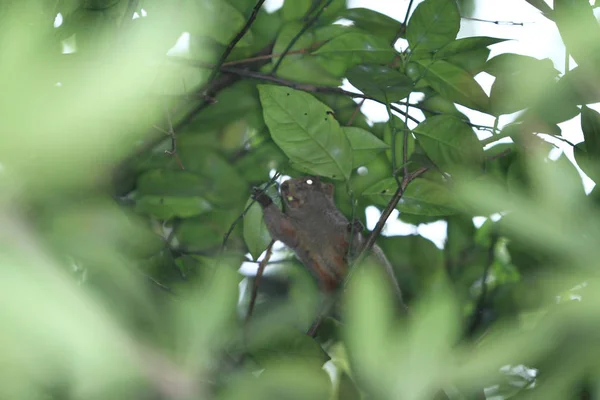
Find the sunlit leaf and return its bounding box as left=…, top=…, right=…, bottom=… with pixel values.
left=258, top=85, right=353, bottom=180
left=413, top=115, right=484, bottom=173
left=406, top=0, right=460, bottom=54
left=416, top=59, right=490, bottom=112
left=343, top=126, right=389, bottom=167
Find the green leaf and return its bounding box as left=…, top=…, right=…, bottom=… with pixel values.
left=346, top=64, right=413, bottom=103
left=176, top=211, right=235, bottom=251
left=581, top=106, right=600, bottom=157
left=313, top=32, right=397, bottom=75
left=445, top=47, right=491, bottom=76
left=554, top=0, right=600, bottom=66
left=282, top=0, right=311, bottom=20
left=484, top=53, right=558, bottom=77
left=135, top=195, right=212, bottom=220
left=187, top=0, right=254, bottom=47
left=337, top=7, right=402, bottom=42
left=416, top=59, right=490, bottom=112
left=406, top=0, right=460, bottom=54
left=258, top=85, right=353, bottom=180
left=177, top=148, right=248, bottom=207
left=272, top=22, right=340, bottom=85
left=413, top=115, right=484, bottom=174
left=136, top=170, right=210, bottom=197
left=363, top=177, right=458, bottom=216
left=488, top=55, right=560, bottom=115
left=382, top=115, right=415, bottom=168
left=435, top=36, right=507, bottom=59
left=434, top=37, right=506, bottom=75
left=343, top=126, right=389, bottom=168
left=243, top=185, right=282, bottom=260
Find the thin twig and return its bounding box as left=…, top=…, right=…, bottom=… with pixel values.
left=162, top=104, right=185, bottom=170
left=346, top=99, right=365, bottom=126
left=394, top=100, right=498, bottom=133
left=206, top=0, right=266, bottom=84
left=223, top=41, right=324, bottom=67
left=402, top=95, right=411, bottom=178
left=403, top=0, right=415, bottom=24
left=462, top=16, right=526, bottom=26
left=467, top=233, right=498, bottom=337
left=220, top=172, right=281, bottom=255
left=357, top=167, right=428, bottom=260
left=245, top=240, right=275, bottom=323
left=271, top=0, right=334, bottom=74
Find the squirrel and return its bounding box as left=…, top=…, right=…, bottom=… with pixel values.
left=251, top=176, right=407, bottom=313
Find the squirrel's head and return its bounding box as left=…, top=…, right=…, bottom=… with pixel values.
left=280, top=176, right=334, bottom=209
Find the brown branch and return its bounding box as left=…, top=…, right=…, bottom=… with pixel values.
left=245, top=240, right=275, bottom=323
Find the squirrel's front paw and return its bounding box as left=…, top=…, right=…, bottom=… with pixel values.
left=251, top=187, right=273, bottom=207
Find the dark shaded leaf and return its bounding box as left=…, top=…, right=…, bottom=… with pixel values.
left=337, top=7, right=402, bottom=42
left=346, top=64, right=413, bottom=103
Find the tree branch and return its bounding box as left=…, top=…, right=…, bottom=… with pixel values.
left=207, top=0, right=266, bottom=84
left=467, top=233, right=498, bottom=338
left=357, top=167, right=429, bottom=261
left=271, top=0, right=334, bottom=74
left=245, top=240, right=275, bottom=323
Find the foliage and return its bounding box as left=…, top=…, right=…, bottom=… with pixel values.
left=2, top=0, right=600, bottom=399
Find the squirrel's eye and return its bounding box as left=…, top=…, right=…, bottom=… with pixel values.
left=306, top=179, right=313, bottom=185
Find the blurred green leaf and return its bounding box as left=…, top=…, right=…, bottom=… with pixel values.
left=413, top=115, right=484, bottom=174
left=273, top=22, right=340, bottom=85
left=487, top=54, right=560, bottom=115
left=135, top=195, right=212, bottom=219
left=258, top=84, right=353, bottom=180
left=363, top=177, right=458, bottom=216
left=581, top=105, right=600, bottom=157
left=554, top=0, right=600, bottom=67
left=282, top=0, right=311, bottom=20
left=137, top=169, right=210, bottom=196
left=435, top=36, right=506, bottom=59
left=416, top=59, right=490, bottom=112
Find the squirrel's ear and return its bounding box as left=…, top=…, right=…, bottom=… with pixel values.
left=322, top=182, right=335, bottom=198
